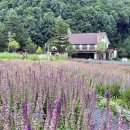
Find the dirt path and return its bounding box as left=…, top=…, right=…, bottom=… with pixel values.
left=92, top=107, right=130, bottom=130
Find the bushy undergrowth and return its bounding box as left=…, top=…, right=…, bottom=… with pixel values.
left=27, top=54, right=39, bottom=60
left=96, top=82, right=120, bottom=98
left=96, top=82, right=105, bottom=96
left=96, top=81, right=130, bottom=111
left=120, top=88, right=130, bottom=109
left=49, top=55, right=68, bottom=61
left=106, top=82, right=120, bottom=99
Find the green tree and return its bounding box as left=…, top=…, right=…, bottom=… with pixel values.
left=48, top=16, right=70, bottom=53
left=122, top=38, right=130, bottom=57
left=5, top=9, right=28, bottom=49
left=25, top=37, right=37, bottom=54
left=36, top=46, right=43, bottom=54
left=118, top=48, right=128, bottom=58
left=96, top=40, right=107, bottom=60
left=0, top=22, right=7, bottom=52
left=9, top=40, right=20, bottom=52
left=66, top=44, right=76, bottom=57
left=96, top=40, right=107, bottom=53
left=7, top=31, right=16, bottom=52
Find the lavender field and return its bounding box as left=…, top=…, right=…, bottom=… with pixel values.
left=0, top=60, right=130, bottom=130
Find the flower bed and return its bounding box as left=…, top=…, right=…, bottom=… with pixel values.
left=0, top=60, right=130, bottom=129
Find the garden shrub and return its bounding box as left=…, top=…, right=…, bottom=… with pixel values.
left=98, top=98, right=106, bottom=107
left=111, top=105, right=118, bottom=115
left=120, top=88, right=130, bottom=109
left=105, top=82, right=120, bottom=99
left=96, top=82, right=105, bottom=96
left=28, top=54, right=39, bottom=61
left=116, top=99, right=126, bottom=107
left=49, top=55, right=68, bottom=61
left=36, top=46, right=43, bottom=54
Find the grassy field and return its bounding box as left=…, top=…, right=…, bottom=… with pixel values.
left=0, top=52, right=39, bottom=60
left=0, top=60, right=130, bottom=129
left=0, top=52, right=68, bottom=61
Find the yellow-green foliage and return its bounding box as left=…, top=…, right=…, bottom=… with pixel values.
left=97, top=41, right=106, bottom=53
left=49, top=55, right=68, bottom=61
left=0, top=53, right=39, bottom=60
left=0, top=52, right=22, bottom=59
left=120, top=88, right=130, bottom=108
left=36, top=46, right=43, bottom=54
left=28, top=54, right=39, bottom=61
left=9, top=40, right=20, bottom=51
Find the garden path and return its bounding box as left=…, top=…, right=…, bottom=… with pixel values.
left=93, top=107, right=130, bottom=130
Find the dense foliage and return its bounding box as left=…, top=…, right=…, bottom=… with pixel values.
left=0, top=0, right=130, bottom=54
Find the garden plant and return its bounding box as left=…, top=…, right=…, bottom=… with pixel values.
left=0, top=60, right=130, bottom=129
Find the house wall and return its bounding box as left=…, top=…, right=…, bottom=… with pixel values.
left=113, top=50, right=117, bottom=58
left=94, top=53, right=97, bottom=59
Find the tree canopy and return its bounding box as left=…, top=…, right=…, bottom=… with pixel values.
left=0, top=0, right=130, bottom=55
left=96, top=40, right=107, bottom=53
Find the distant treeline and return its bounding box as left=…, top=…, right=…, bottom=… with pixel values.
left=0, top=0, right=130, bottom=55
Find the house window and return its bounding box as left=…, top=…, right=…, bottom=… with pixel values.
left=74, top=45, right=80, bottom=50
left=89, top=45, right=95, bottom=50
left=82, top=45, right=87, bottom=50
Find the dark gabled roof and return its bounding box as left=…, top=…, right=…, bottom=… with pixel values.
left=68, top=32, right=107, bottom=45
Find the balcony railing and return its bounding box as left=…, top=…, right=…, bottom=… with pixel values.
left=75, top=48, right=96, bottom=51
left=73, top=45, right=97, bottom=51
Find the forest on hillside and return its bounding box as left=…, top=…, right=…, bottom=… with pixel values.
left=0, top=0, right=130, bottom=55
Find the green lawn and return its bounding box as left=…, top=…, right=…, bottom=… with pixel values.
left=0, top=52, right=68, bottom=61
left=0, top=52, right=39, bottom=60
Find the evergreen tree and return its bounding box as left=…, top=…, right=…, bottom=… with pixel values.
left=25, top=37, right=37, bottom=54
left=48, top=17, right=70, bottom=53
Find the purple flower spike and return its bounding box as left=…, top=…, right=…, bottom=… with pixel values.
left=27, top=124, right=31, bottom=130
left=22, top=102, right=28, bottom=117
left=105, top=90, right=110, bottom=99
left=8, top=79, right=11, bottom=87
left=22, top=102, right=27, bottom=109
left=91, top=123, right=95, bottom=130
left=48, top=100, right=52, bottom=110
left=22, top=101, right=28, bottom=128
left=56, top=100, right=62, bottom=114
